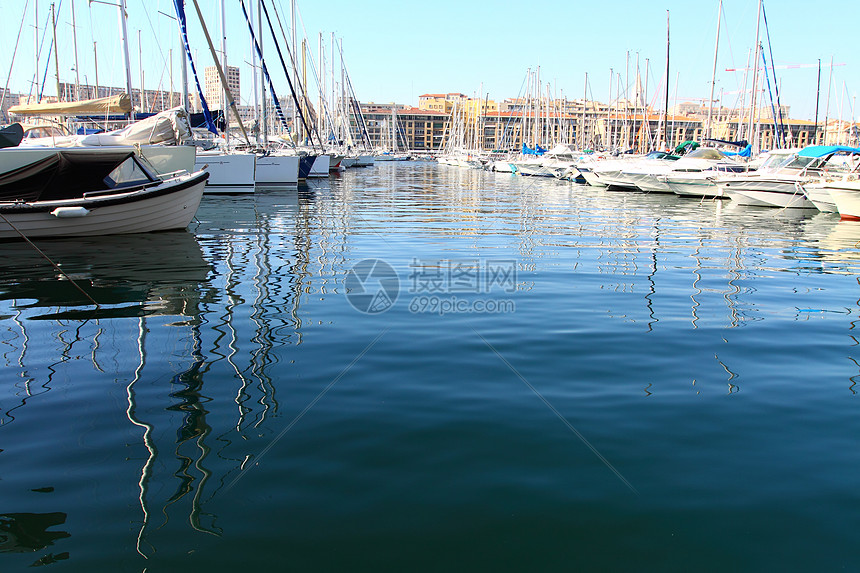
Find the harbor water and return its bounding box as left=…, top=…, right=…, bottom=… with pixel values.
left=2, top=161, right=860, bottom=571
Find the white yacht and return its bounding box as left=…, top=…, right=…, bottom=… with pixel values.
left=716, top=146, right=860, bottom=208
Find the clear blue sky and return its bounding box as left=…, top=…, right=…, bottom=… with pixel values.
left=3, top=0, right=857, bottom=121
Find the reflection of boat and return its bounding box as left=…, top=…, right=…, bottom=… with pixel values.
left=815, top=219, right=860, bottom=273
left=0, top=150, right=207, bottom=239
left=0, top=512, right=70, bottom=555
left=0, top=230, right=210, bottom=318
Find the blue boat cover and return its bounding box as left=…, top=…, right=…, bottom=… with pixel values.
left=522, top=144, right=545, bottom=156
left=798, top=145, right=860, bottom=158
left=724, top=144, right=752, bottom=158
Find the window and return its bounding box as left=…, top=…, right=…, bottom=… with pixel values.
left=104, top=156, right=157, bottom=188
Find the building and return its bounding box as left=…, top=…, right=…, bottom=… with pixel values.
left=204, top=65, right=240, bottom=111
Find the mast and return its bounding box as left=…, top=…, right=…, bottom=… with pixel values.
left=51, top=3, right=61, bottom=101
left=34, top=2, right=39, bottom=101
left=180, top=23, right=188, bottom=110
left=94, top=41, right=99, bottom=97
left=291, top=0, right=298, bottom=140
left=663, top=10, right=669, bottom=150
left=220, top=0, right=229, bottom=144
left=824, top=55, right=834, bottom=145
left=118, top=0, right=134, bottom=117
left=607, top=69, right=613, bottom=149
left=258, top=0, right=267, bottom=145
left=71, top=0, right=81, bottom=100
left=747, top=0, right=763, bottom=152
left=813, top=59, right=821, bottom=144
left=319, top=32, right=324, bottom=142
left=138, top=30, right=145, bottom=112
left=706, top=0, right=722, bottom=141
left=580, top=72, right=587, bottom=149
left=251, top=0, right=259, bottom=138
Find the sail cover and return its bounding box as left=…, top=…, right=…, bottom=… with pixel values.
left=8, top=94, right=132, bottom=116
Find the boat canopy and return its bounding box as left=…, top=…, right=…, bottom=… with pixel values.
left=674, top=141, right=700, bottom=155
left=8, top=94, right=132, bottom=116
left=522, top=143, right=547, bottom=156
left=0, top=150, right=146, bottom=203
left=685, top=148, right=727, bottom=160
left=18, top=107, right=193, bottom=148
left=797, top=145, right=860, bottom=158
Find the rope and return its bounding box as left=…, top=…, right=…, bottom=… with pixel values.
left=0, top=212, right=100, bottom=308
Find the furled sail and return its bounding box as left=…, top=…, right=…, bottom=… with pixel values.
left=8, top=94, right=132, bottom=116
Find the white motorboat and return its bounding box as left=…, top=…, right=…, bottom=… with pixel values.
left=811, top=178, right=860, bottom=220
left=659, top=148, right=750, bottom=198
left=716, top=146, right=860, bottom=208
left=592, top=151, right=679, bottom=189
left=0, top=149, right=207, bottom=239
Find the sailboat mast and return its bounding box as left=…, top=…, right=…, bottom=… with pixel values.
left=580, top=72, right=587, bottom=149
left=824, top=55, right=834, bottom=144
left=71, top=0, right=80, bottom=100
left=34, top=2, right=39, bottom=100
left=51, top=3, right=61, bottom=101
left=663, top=10, right=669, bottom=150
left=291, top=0, right=298, bottom=140
left=258, top=0, right=267, bottom=145
left=220, top=0, right=229, bottom=144
left=138, top=30, right=146, bottom=112
left=747, top=0, right=763, bottom=152
left=706, top=0, right=722, bottom=141
left=118, top=0, right=134, bottom=118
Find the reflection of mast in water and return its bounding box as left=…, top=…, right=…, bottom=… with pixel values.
left=126, top=318, right=157, bottom=558
left=249, top=200, right=277, bottom=428
left=163, top=318, right=219, bottom=537
left=645, top=217, right=660, bottom=332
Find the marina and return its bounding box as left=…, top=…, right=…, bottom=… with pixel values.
left=3, top=0, right=860, bottom=569
left=2, top=161, right=860, bottom=569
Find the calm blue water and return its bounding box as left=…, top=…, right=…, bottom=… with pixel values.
left=2, top=161, right=860, bottom=571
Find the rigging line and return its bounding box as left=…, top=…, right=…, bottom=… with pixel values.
left=139, top=0, right=172, bottom=103
left=1, top=0, right=29, bottom=113
left=258, top=0, right=321, bottom=147
left=760, top=4, right=787, bottom=148
left=31, top=3, right=54, bottom=101
left=238, top=0, right=291, bottom=133
left=187, top=0, right=252, bottom=144
left=287, top=4, right=335, bottom=142
left=0, top=213, right=99, bottom=308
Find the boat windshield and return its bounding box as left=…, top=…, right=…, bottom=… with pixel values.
left=104, top=156, right=159, bottom=189
left=782, top=155, right=820, bottom=170
left=757, top=152, right=795, bottom=170
left=685, top=148, right=726, bottom=160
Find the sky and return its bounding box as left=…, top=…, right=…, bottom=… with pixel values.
left=2, top=0, right=858, bottom=122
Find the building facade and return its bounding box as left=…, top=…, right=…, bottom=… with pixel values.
left=204, top=65, right=240, bottom=111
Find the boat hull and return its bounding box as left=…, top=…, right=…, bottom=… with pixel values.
left=0, top=171, right=208, bottom=239
left=822, top=182, right=860, bottom=220
left=195, top=152, right=256, bottom=193
left=255, top=154, right=299, bottom=186
left=718, top=177, right=816, bottom=208
left=308, top=154, right=331, bottom=177
left=803, top=183, right=838, bottom=212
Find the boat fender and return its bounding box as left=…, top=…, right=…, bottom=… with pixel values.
left=51, top=207, right=90, bottom=218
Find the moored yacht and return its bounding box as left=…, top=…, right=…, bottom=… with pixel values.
left=717, top=146, right=860, bottom=208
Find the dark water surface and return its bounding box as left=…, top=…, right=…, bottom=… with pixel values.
left=2, top=161, right=860, bottom=571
